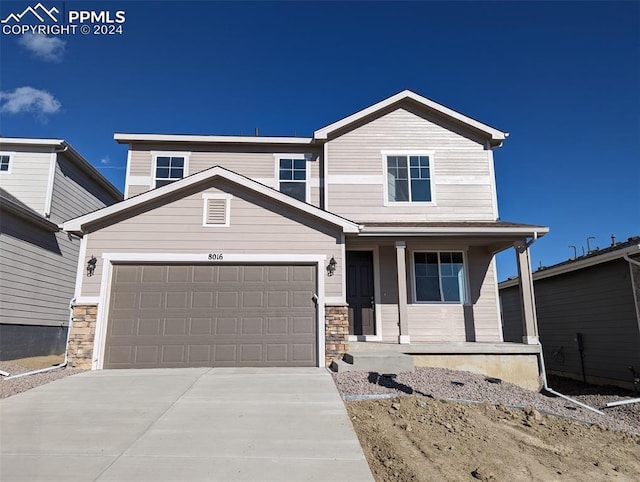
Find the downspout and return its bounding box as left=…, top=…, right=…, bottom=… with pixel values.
left=623, top=252, right=640, bottom=267
left=3, top=299, right=74, bottom=380
left=538, top=341, right=604, bottom=415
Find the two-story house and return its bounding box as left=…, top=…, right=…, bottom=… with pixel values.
left=0, top=138, right=122, bottom=360
left=62, top=91, right=548, bottom=389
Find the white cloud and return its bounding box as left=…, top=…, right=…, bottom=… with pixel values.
left=0, top=87, right=61, bottom=117
left=101, top=156, right=111, bottom=165
left=18, top=34, right=65, bottom=62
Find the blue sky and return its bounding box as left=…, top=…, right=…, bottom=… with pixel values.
left=1, top=1, right=638, bottom=280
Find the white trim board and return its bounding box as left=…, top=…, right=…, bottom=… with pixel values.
left=115, top=133, right=314, bottom=145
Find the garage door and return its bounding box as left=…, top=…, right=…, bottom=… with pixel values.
left=103, top=264, right=317, bottom=368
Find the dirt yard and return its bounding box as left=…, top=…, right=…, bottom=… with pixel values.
left=346, top=395, right=640, bottom=482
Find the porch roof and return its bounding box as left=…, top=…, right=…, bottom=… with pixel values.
left=353, top=221, right=548, bottom=253
left=358, top=221, right=548, bottom=236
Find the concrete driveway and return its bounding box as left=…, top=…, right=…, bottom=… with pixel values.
left=0, top=368, right=373, bottom=481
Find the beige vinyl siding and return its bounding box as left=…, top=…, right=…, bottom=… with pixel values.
left=81, top=179, right=343, bottom=298
left=128, top=148, right=152, bottom=176
left=0, top=147, right=51, bottom=215
left=370, top=241, right=501, bottom=342
left=125, top=144, right=322, bottom=207
left=378, top=245, right=400, bottom=342
left=0, top=212, right=79, bottom=327
left=126, top=185, right=148, bottom=198
left=466, top=247, right=501, bottom=342
left=49, top=154, right=120, bottom=224
left=326, top=106, right=496, bottom=222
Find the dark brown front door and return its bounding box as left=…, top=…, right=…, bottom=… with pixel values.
left=346, top=251, right=375, bottom=335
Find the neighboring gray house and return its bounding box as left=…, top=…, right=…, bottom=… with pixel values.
left=62, top=91, right=547, bottom=390
left=0, top=138, right=122, bottom=360
left=500, top=237, right=640, bottom=389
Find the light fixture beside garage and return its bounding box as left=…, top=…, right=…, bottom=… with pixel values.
left=86, top=255, right=97, bottom=277
left=327, top=256, right=337, bottom=276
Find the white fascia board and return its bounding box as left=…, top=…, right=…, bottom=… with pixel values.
left=499, top=244, right=640, bottom=288
left=0, top=138, right=64, bottom=147
left=63, top=166, right=359, bottom=234
left=358, top=226, right=549, bottom=236
left=314, top=90, right=508, bottom=141
left=114, top=133, right=314, bottom=145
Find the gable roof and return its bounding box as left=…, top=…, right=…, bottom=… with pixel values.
left=0, top=138, right=122, bottom=201
left=314, top=90, right=508, bottom=145
left=0, top=187, right=58, bottom=231
left=62, top=166, right=360, bottom=235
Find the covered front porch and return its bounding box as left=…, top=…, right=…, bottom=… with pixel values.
left=330, top=222, right=548, bottom=388
left=342, top=222, right=547, bottom=346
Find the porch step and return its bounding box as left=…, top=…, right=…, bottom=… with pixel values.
left=330, top=351, right=415, bottom=374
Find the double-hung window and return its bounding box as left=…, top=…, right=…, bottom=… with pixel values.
left=278, top=158, right=307, bottom=202
left=155, top=156, right=185, bottom=188
left=387, top=155, right=431, bottom=202
left=0, top=155, right=11, bottom=173
left=414, top=252, right=466, bottom=303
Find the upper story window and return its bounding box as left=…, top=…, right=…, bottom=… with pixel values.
left=413, top=251, right=466, bottom=303
left=386, top=155, right=431, bottom=203
left=278, top=157, right=307, bottom=202
left=0, top=154, right=11, bottom=173
left=154, top=156, right=185, bottom=188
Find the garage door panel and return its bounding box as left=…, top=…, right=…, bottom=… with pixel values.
left=104, top=264, right=317, bottom=369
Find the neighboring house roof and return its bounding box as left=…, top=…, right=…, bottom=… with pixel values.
left=359, top=221, right=548, bottom=237
left=63, top=166, right=360, bottom=235
left=114, top=133, right=313, bottom=145
left=499, top=236, right=640, bottom=288
left=0, top=187, right=58, bottom=231
left=314, top=90, right=508, bottom=145
left=0, top=138, right=122, bottom=201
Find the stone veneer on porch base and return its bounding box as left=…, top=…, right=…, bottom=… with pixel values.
left=67, top=304, right=349, bottom=369
left=67, top=304, right=97, bottom=369
left=324, top=304, right=349, bottom=367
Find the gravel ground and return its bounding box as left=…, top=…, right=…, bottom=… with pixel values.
left=332, top=367, right=640, bottom=435
left=0, top=360, right=85, bottom=399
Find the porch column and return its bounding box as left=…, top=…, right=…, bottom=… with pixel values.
left=515, top=242, right=539, bottom=344
left=396, top=241, right=410, bottom=344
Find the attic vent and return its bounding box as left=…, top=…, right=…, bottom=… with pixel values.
left=202, top=194, right=232, bottom=227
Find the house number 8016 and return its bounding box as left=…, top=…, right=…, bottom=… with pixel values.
left=208, top=253, right=223, bottom=260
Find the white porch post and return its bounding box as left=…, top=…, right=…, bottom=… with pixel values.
left=396, top=241, right=410, bottom=344
left=515, top=242, right=539, bottom=344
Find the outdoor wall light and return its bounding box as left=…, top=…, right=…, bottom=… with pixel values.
left=327, top=256, right=337, bottom=276
left=86, top=255, right=97, bottom=277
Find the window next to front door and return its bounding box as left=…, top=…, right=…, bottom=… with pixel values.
left=413, top=251, right=466, bottom=303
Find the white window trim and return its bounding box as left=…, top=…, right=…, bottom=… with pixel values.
left=274, top=154, right=310, bottom=203
left=381, top=150, right=436, bottom=207
left=410, top=249, right=469, bottom=305
left=151, top=151, right=191, bottom=189
left=0, top=152, right=15, bottom=174
left=201, top=193, right=232, bottom=227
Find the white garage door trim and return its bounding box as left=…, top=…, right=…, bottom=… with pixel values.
left=92, top=253, right=327, bottom=370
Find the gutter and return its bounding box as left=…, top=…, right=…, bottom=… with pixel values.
left=3, top=299, right=74, bottom=380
